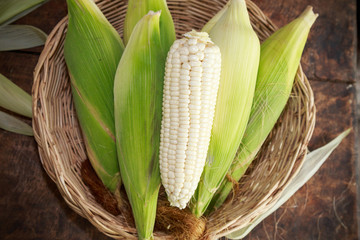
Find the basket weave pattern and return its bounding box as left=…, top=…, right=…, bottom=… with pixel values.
left=32, top=0, right=316, bottom=239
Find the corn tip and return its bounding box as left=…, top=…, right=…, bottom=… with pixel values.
left=184, top=30, right=211, bottom=43
left=147, top=10, right=162, bottom=16
left=301, top=6, right=319, bottom=25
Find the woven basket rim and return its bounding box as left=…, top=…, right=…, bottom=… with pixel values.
left=32, top=0, right=316, bottom=239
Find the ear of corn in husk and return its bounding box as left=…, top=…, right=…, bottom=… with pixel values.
left=124, top=0, right=175, bottom=53
left=64, top=0, right=124, bottom=193
left=114, top=11, right=165, bottom=240
left=209, top=6, right=318, bottom=210
left=190, top=0, right=260, bottom=217
left=0, top=73, right=32, bottom=118
left=159, top=30, right=221, bottom=209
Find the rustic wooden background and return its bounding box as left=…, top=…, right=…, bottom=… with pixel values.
left=0, top=0, right=357, bottom=239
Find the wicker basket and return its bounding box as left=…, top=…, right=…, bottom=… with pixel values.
left=32, top=0, right=316, bottom=239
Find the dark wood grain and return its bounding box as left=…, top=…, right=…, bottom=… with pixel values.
left=243, top=80, right=357, bottom=240
left=0, top=131, right=112, bottom=240
left=0, top=0, right=357, bottom=239
left=0, top=52, right=38, bottom=91
left=253, top=0, right=357, bottom=83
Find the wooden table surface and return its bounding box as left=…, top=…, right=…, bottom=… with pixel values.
left=0, top=0, right=357, bottom=239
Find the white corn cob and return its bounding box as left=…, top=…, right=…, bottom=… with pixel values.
left=159, top=30, right=221, bottom=209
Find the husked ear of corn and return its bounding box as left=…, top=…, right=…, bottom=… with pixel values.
left=64, top=0, right=124, bottom=193
left=124, top=0, right=175, bottom=53
left=190, top=0, right=260, bottom=217
left=209, top=6, right=319, bottom=210
left=159, top=30, right=221, bottom=209
left=114, top=11, right=164, bottom=240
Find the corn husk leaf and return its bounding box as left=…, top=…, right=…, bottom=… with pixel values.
left=201, top=1, right=230, bottom=33
left=0, top=0, right=48, bottom=26
left=0, top=111, right=33, bottom=136
left=0, top=25, right=47, bottom=51
left=0, top=73, right=32, bottom=118
left=226, top=129, right=351, bottom=239
left=64, top=0, right=124, bottom=192
left=191, top=0, right=260, bottom=217
left=114, top=11, right=164, bottom=240
left=124, top=0, right=175, bottom=53
left=209, top=6, right=319, bottom=210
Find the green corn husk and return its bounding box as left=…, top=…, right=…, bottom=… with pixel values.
left=0, top=0, right=48, bottom=26
left=190, top=0, right=260, bottom=217
left=209, top=6, right=318, bottom=211
left=114, top=11, right=165, bottom=240
left=0, top=73, right=32, bottom=118
left=0, top=111, right=33, bottom=136
left=0, top=25, right=47, bottom=51
left=64, top=0, right=124, bottom=193
left=201, top=1, right=230, bottom=33
left=123, top=0, right=175, bottom=53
